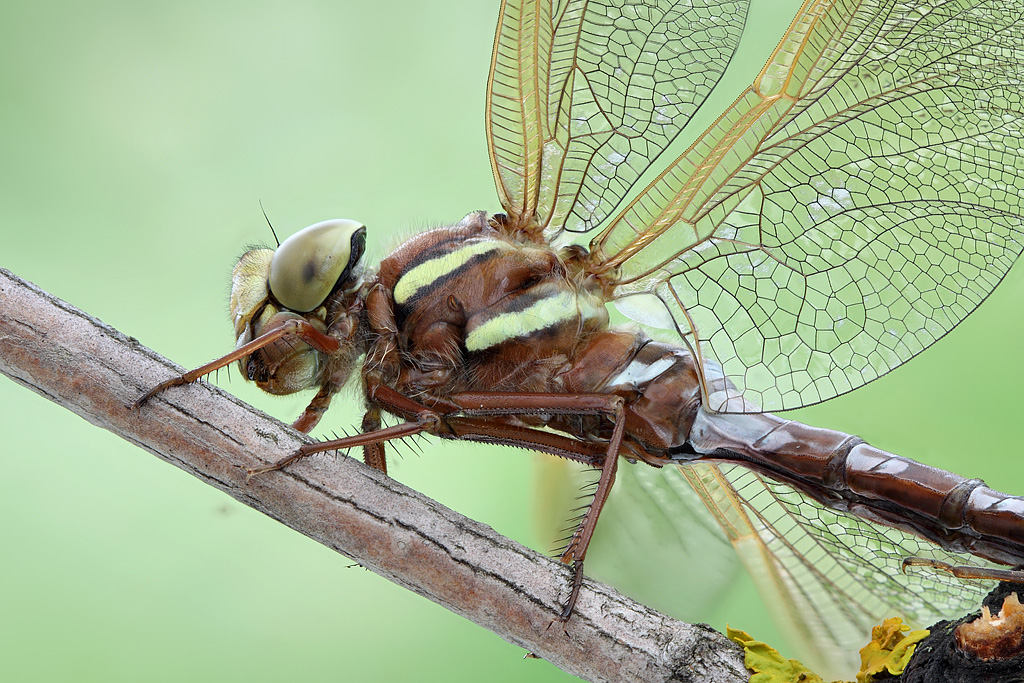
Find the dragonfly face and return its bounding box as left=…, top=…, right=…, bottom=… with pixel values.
left=232, top=219, right=365, bottom=379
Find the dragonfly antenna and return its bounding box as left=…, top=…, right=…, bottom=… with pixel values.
left=259, top=200, right=280, bottom=247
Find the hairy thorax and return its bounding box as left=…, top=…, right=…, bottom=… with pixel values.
left=364, top=212, right=704, bottom=463
left=369, top=213, right=608, bottom=396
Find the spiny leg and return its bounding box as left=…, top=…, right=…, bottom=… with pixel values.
left=445, top=391, right=628, bottom=620
left=259, top=402, right=610, bottom=486
left=554, top=400, right=624, bottom=621
left=360, top=406, right=388, bottom=474
left=133, top=319, right=341, bottom=409
left=257, top=382, right=631, bottom=621
left=245, top=416, right=438, bottom=480
left=903, top=558, right=1024, bottom=584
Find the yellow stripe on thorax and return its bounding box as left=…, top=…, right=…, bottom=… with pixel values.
left=394, top=240, right=508, bottom=305
left=466, top=290, right=578, bottom=352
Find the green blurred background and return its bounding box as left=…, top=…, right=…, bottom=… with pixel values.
left=2, top=1, right=1022, bottom=681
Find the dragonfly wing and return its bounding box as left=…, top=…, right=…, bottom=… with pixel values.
left=575, top=460, right=741, bottom=619
left=485, top=0, right=749, bottom=238
left=595, top=0, right=1024, bottom=411
left=679, top=462, right=995, bottom=675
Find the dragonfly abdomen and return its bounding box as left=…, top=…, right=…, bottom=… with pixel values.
left=687, top=406, right=1024, bottom=567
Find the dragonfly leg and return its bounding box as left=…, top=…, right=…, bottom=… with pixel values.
left=446, top=391, right=627, bottom=620
left=264, top=382, right=629, bottom=620
left=554, top=407, right=621, bottom=621
left=445, top=416, right=607, bottom=466
left=355, top=385, right=630, bottom=619
left=290, top=382, right=341, bottom=433
left=360, top=406, right=387, bottom=474
left=270, top=381, right=615, bottom=482
left=246, top=416, right=438, bottom=480
left=557, top=560, right=585, bottom=624
left=132, top=318, right=342, bottom=410
left=365, top=383, right=614, bottom=468
left=902, top=557, right=1024, bottom=584
left=247, top=378, right=449, bottom=479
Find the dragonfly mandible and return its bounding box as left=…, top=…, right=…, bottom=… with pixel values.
left=130, top=0, right=1024, bottom=675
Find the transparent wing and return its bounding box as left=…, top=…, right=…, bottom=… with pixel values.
left=497, top=0, right=1018, bottom=670
left=563, top=461, right=742, bottom=620
left=595, top=0, right=1024, bottom=411
left=679, top=462, right=996, bottom=676
left=486, top=0, right=748, bottom=238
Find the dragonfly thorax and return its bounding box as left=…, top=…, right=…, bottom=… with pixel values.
left=365, top=211, right=705, bottom=463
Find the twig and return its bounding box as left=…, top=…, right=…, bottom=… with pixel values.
left=0, top=267, right=749, bottom=683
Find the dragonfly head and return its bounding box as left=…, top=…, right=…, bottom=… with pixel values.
left=230, top=218, right=369, bottom=397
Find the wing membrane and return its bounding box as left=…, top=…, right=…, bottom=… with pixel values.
left=491, top=0, right=1021, bottom=668
left=567, top=460, right=742, bottom=619
left=679, top=462, right=995, bottom=675
left=596, top=0, right=1024, bottom=411
left=487, top=0, right=551, bottom=225
left=486, top=0, right=749, bottom=237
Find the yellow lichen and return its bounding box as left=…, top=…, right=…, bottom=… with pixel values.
left=727, top=627, right=830, bottom=683
left=855, top=617, right=929, bottom=683
left=727, top=618, right=929, bottom=683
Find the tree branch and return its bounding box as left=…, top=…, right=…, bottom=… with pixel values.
left=0, top=266, right=749, bottom=683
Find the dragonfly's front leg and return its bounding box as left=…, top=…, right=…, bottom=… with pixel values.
left=133, top=318, right=342, bottom=433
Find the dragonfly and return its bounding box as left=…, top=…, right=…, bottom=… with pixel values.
left=135, top=0, right=1024, bottom=673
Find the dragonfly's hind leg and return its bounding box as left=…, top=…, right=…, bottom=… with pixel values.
left=903, top=558, right=1024, bottom=584
left=444, top=391, right=628, bottom=621
left=254, top=381, right=631, bottom=621
left=551, top=416, right=621, bottom=622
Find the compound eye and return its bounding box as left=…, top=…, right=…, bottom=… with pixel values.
left=269, top=219, right=367, bottom=312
